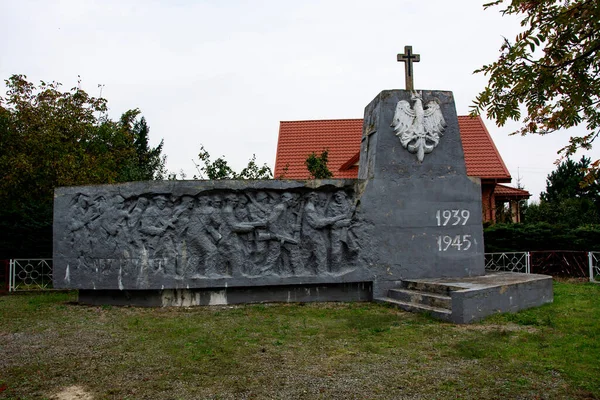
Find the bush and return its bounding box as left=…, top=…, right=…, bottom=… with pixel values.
left=484, top=223, right=600, bottom=252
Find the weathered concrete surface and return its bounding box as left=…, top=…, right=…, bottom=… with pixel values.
left=53, top=179, right=370, bottom=290
left=380, top=272, right=553, bottom=323
left=446, top=272, right=554, bottom=323
left=78, top=282, right=372, bottom=307
left=358, top=90, right=485, bottom=297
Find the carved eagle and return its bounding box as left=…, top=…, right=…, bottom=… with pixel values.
left=390, top=91, right=446, bottom=162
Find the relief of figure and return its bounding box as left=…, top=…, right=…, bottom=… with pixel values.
left=301, top=192, right=352, bottom=275
left=211, top=194, right=223, bottom=211
left=79, top=195, right=117, bottom=276
left=187, top=195, right=221, bottom=278
left=318, top=192, right=329, bottom=212
left=173, top=195, right=196, bottom=277
left=126, top=196, right=149, bottom=258
left=86, top=196, right=110, bottom=257
left=234, top=194, right=252, bottom=264
left=217, top=194, right=265, bottom=276
left=102, top=195, right=131, bottom=264
left=262, top=192, right=302, bottom=276
left=139, top=195, right=178, bottom=277
left=65, top=188, right=362, bottom=284
left=247, top=192, right=274, bottom=269
left=235, top=194, right=250, bottom=222
left=327, top=191, right=358, bottom=273
left=67, top=194, right=95, bottom=272
left=83, top=195, right=103, bottom=239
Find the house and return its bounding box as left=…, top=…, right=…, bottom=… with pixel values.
left=274, top=115, right=529, bottom=223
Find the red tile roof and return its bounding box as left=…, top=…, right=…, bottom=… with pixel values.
left=275, top=116, right=512, bottom=182
left=275, top=119, right=363, bottom=179
left=457, top=115, right=511, bottom=182
left=494, top=183, right=531, bottom=199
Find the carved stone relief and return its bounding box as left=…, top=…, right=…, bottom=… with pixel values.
left=64, top=189, right=363, bottom=284
left=390, top=91, right=446, bottom=162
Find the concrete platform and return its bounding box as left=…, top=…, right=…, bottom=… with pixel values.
left=376, top=272, right=553, bottom=324
left=78, top=273, right=552, bottom=324
left=79, top=281, right=373, bottom=307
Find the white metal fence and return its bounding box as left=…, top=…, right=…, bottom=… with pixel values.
left=485, top=251, right=600, bottom=282
left=8, top=259, right=53, bottom=292
left=485, top=252, right=530, bottom=274
left=5, top=253, right=600, bottom=291
left=590, top=252, right=600, bottom=283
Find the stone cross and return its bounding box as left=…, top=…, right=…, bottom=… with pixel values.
left=397, top=45, right=420, bottom=91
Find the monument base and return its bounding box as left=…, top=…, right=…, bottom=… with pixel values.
left=78, top=274, right=553, bottom=324
left=78, top=281, right=373, bottom=307
left=375, top=272, right=553, bottom=324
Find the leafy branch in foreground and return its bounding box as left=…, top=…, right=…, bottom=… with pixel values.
left=471, top=0, right=600, bottom=157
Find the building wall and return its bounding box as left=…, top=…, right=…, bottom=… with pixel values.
left=481, top=183, right=496, bottom=223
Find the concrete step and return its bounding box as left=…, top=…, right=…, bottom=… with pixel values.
left=375, top=297, right=452, bottom=322
left=401, top=280, right=463, bottom=296
left=388, top=288, right=451, bottom=310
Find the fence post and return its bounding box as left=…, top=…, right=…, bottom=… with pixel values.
left=526, top=252, right=531, bottom=274
left=589, top=252, right=594, bottom=283
left=1, top=260, right=7, bottom=293
left=9, top=259, right=13, bottom=292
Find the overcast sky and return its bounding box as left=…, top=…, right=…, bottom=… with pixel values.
left=1, top=0, right=596, bottom=201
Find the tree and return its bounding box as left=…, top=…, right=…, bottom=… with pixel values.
left=193, top=145, right=272, bottom=180
left=0, top=74, right=167, bottom=257
left=117, top=111, right=167, bottom=181
left=541, top=156, right=599, bottom=203
left=471, top=0, right=600, bottom=157
left=305, top=150, right=333, bottom=179
left=524, top=156, right=600, bottom=226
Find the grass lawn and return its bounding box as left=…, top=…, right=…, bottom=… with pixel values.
left=1, top=280, right=599, bottom=399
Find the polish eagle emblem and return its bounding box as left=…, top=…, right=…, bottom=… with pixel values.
left=390, top=91, right=446, bottom=162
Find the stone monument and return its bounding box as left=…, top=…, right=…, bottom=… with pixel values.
left=53, top=46, right=553, bottom=322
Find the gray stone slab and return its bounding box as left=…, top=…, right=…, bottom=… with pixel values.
left=357, top=90, right=485, bottom=297
left=78, top=282, right=373, bottom=307
left=386, top=272, right=554, bottom=323
left=447, top=272, right=554, bottom=323
left=53, top=179, right=373, bottom=290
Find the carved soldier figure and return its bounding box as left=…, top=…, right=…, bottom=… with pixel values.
left=235, top=194, right=250, bottom=222
left=101, top=195, right=130, bottom=259
left=187, top=195, right=221, bottom=278
left=86, top=196, right=109, bottom=257
left=247, top=191, right=273, bottom=269
left=126, top=196, right=149, bottom=258
left=100, top=195, right=135, bottom=281
left=139, top=195, right=178, bottom=277
left=262, top=192, right=302, bottom=276
left=302, top=192, right=351, bottom=275
left=81, top=195, right=122, bottom=275
left=234, top=194, right=252, bottom=261
left=173, top=195, right=196, bottom=277
left=211, top=194, right=223, bottom=211
left=318, top=192, right=329, bottom=211
left=327, top=191, right=357, bottom=273
left=68, top=194, right=91, bottom=234
left=217, top=194, right=264, bottom=276
left=68, top=194, right=94, bottom=270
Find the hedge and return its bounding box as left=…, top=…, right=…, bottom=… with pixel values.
left=484, top=223, right=600, bottom=252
